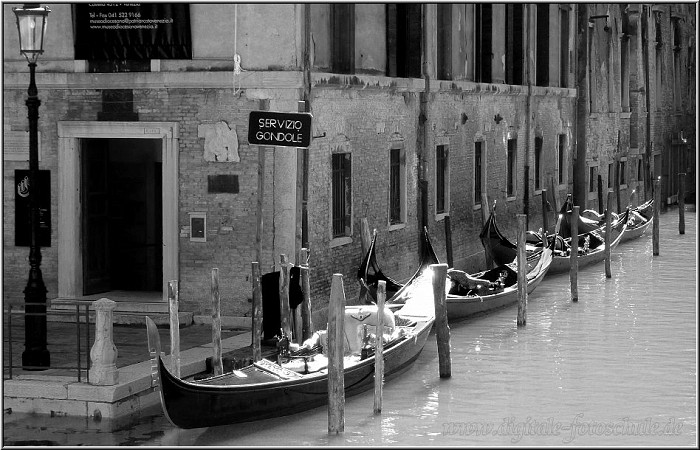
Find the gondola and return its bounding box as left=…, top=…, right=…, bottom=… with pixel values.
left=481, top=203, right=629, bottom=275
left=146, top=253, right=436, bottom=429
left=359, top=222, right=558, bottom=321
left=581, top=199, right=653, bottom=243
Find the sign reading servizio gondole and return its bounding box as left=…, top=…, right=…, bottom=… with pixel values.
left=248, top=111, right=313, bottom=148
left=73, top=4, right=192, bottom=60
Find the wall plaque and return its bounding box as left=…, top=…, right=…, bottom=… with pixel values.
left=208, top=175, right=239, bottom=194
left=3, top=131, right=42, bottom=162
left=15, top=170, right=51, bottom=247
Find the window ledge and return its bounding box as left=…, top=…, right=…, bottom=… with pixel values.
left=330, top=236, right=352, bottom=248
left=388, top=223, right=406, bottom=232
left=472, top=203, right=483, bottom=211
left=506, top=196, right=517, bottom=202
left=534, top=188, right=543, bottom=195
left=435, top=212, right=449, bottom=222
left=620, top=184, right=628, bottom=190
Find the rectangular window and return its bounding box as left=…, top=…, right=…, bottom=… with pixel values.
left=558, top=134, right=566, bottom=185
left=437, top=4, right=452, bottom=80
left=331, top=153, right=352, bottom=238
left=331, top=4, right=355, bottom=74
left=638, top=158, right=644, bottom=182
left=386, top=4, right=422, bottom=78
left=507, top=139, right=516, bottom=197
left=505, top=4, right=524, bottom=85
left=475, top=4, right=493, bottom=83
left=655, top=20, right=663, bottom=111
left=536, top=4, right=550, bottom=87
left=619, top=159, right=627, bottom=186
left=608, top=163, right=614, bottom=189
left=621, top=6, right=631, bottom=111
left=673, top=19, right=682, bottom=111
left=475, top=141, right=484, bottom=204
left=589, top=166, right=598, bottom=193
left=436, top=145, right=449, bottom=215
left=559, top=6, right=570, bottom=88
left=534, top=137, right=543, bottom=190
left=389, top=147, right=406, bottom=225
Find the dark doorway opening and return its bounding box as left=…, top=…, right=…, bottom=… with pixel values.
left=81, top=138, right=163, bottom=295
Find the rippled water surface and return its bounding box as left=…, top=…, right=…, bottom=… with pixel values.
left=3, top=210, right=696, bottom=446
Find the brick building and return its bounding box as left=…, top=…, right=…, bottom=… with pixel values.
left=2, top=4, right=696, bottom=327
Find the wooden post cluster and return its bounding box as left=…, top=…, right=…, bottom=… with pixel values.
left=431, top=263, right=451, bottom=378
left=168, top=280, right=181, bottom=377
left=570, top=206, right=579, bottom=302
left=653, top=178, right=660, bottom=256
left=210, top=268, right=223, bottom=376
left=516, top=214, right=528, bottom=326
left=373, top=280, right=386, bottom=414
left=327, top=273, right=346, bottom=434
left=604, top=191, right=613, bottom=279
left=251, top=262, right=263, bottom=362
left=678, top=173, right=686, bottom=235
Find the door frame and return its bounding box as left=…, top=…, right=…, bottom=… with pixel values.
left=57, top=121, right=179, bottom=302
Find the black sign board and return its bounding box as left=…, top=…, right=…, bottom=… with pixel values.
left=208, top=175, right=239, bottom=194
left=73, top=4, right=192, bottom=60
left=248, top=111, right=312, bottom=148
left=15, top=170, right=51, bottom=247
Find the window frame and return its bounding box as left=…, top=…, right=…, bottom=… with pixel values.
left=534, top=136, right=543, bottom=193
left=506, top=138, right=517, bottom=200
left=330, top=151, right=353, bottom=247
left=435, top=143, right=450, bottom=220
left=588, top=164, right=599, bottom=201
left=473, top=140, right=487, bottom=210
left=557, top=133, right=567, bottom=186
left=388, top=145, right=407, bottom=231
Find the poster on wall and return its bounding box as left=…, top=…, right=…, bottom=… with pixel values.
left=72, top=3, right=192, bottom=60
left=15, top=170, right=51, bottom=247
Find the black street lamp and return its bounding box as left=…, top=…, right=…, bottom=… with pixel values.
left=13, top=3, right=51, bottom=369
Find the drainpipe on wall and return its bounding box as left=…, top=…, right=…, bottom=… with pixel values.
left=295, top=4, right=312, bottom=261
left=524, top=4, right=533, bottom=228
left=573, top=4, right=589, bottom=208
left=417, top=5, right=431, bottom=259
left=642, top=5, right=653, bottom=202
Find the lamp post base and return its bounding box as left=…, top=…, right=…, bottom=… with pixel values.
left=22, top=349, right=50, bottom=370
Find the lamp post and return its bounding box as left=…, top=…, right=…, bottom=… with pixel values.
left=14, top=3, right=51, bottom=369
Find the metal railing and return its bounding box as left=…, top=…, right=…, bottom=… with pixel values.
left=3, top=302, right=91, bottom=382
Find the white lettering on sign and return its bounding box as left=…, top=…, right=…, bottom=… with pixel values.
left=257, top=118, right=304, bottom=130
left=3, top=131, right=42, bottom=162
left=254, top=131, right=303, bottom=144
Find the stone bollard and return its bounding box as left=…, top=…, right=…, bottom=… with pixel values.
left=89, top=298, right=119, bottom=385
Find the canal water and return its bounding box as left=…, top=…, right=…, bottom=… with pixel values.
left=3, top=208, right=696, bottom=446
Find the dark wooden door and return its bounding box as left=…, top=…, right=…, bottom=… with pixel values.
left=82, top=140, right=111, bottom=295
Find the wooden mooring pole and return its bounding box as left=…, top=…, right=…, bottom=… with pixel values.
left=431, top=263, right=451, bottom=378
left=210, top=268, right=223, bottom=376
left=541, top=189, right=549, bottom=246
left=570, top=206, right=579, bottom=302
left=279, top=254, right=292, bottom=339
left=678, top=173, right=686, bottom=235
left=444, top=214, right=454, bottom=268
left=327, top=274, right=346, bottom=434
left=251, top=262, right=263, bottom=362
left=300, top=248, right=314, bottom=341
left=516, top=214, right=527, bottom=326
left=653, top=178, right=660, bottom=256
left=604, top=191, right=613, bottom=279
left=168, top=280, right=180, bottom=377
left=373, top=280, right=386, bottom=414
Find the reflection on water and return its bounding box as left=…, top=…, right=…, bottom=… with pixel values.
left=3, top=210, right=696, bottom=446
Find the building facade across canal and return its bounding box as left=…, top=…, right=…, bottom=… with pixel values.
left=2, top=4, right=696, bottom=328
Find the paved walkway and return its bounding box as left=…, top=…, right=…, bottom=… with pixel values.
left=3, top=316, right=249, bottom=379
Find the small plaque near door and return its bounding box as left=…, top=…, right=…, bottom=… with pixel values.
left=189, top=212, right=207, bottom=242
